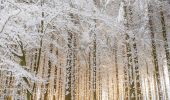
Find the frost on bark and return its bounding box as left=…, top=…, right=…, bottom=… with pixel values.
left=11, top=39, right=32, bottom=100
left=122, top=1, right=135, bottom=99
left=159, top=4, right=170, bottom=85
left=92, top=33, right=97, bottom=100
left=44, top=44, right=53, bottom=100
left=147, top=4, right=162, bottom=100
left=65, top=32, right=73, bottom=100
left=128, top=4, right=142, bottom=100
left=65, top=32, right=77, bottom=100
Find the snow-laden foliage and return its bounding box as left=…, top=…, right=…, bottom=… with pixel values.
left=0, top=0, right=170, bottom=100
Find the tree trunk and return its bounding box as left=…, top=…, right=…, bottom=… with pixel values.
left=92, top=33, right=97, bottom=100
left=128, top=5, right=142, bottom=100
left=114, top=38, right=119, bottom=100
left=122, top=1, right=135, bottom=99
left=65, top=32, right=73, bottom=100
left=159, top=5, right=170, bottom=96
left=147, top=4, right=162, bottom=100
left=146, top=62, right=152, bottom=100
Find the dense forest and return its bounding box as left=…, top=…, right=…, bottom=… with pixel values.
left=0, top=0, right=170, bottom=100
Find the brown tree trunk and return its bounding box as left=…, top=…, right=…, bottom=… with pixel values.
left=92, top=33, right=97, bottom=100
left=114, top=38, right=119, bottom=100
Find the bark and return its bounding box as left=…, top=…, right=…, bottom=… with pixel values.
left=159, top=5, right=170, bottom=96
left=123, top=45, right=129, bottom=100
left=71, top=34, right=77, bottom=100
left=114, top=38, right=119, bottom=100
left=44, top=44, right=53, bottom=100
left=122, top=1, right=135, bottom=99
left=65, top=32, right=73, bottom=100
left=146, top=62, right=152, bottom=100
left=92, top=33, right=97, bottom=100
left=54, top=49, right=58, bottom=99
left=88, top=52, right=92, bottom=100
left=128, top=5, right=142, bottom=100
left=147, top=4, right=162, bottom=100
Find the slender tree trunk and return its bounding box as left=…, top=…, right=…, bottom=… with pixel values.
left=114, top=38, right=119, bottom=100
left=72, top=34, right=77, bottom=100
left=98, top=67, right=102, bottom=100
left=54, top=49, right=58, bottom=99
left=147, top=4, right=162, bottom=100
left=123, top=45, right=129, bottom=100
left=107, top=73, right=110, bottom=100
left=128, top=5, right=142, bottom=100
left=58, top=68, right=62, bottom=100
left=65, top=32, right=73, bottom=100
left=159, top=5, right=170, bottom=95
left=122, top=1, right=135, bottom=99
left=88, top=52, right=92, bottom=100
left=92, top=33, right=97, bottom=100
left=6, top=72, right=13, bottom=100
left=146, top=62, right=152, bottom=100
left=32, top=0, right=44, bottom=99
left=44, top=44, right=53, bottom=100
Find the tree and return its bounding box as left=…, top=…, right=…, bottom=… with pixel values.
left=147, top=3, right=162, bottom=99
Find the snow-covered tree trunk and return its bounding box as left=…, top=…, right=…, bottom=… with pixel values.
left=123, top=44, right=129, bottom=100
left=114, top=38, right=119, bottom=100
left=147, top=3, right=163, bottom=100
left=92, top=33, right=97, bottom=100
left=53, top=46, right=59, bottom=99
left=71, top=33, right=77, bottom=100
left=88, top=51, right=92, bottom=100
left=122, top=0, right=136, bottom=99
left=159, top=3, right=170, bottom=89
left=128, top=4, right=142, bottom=100
left=65, top=32, right=73, bottom=100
